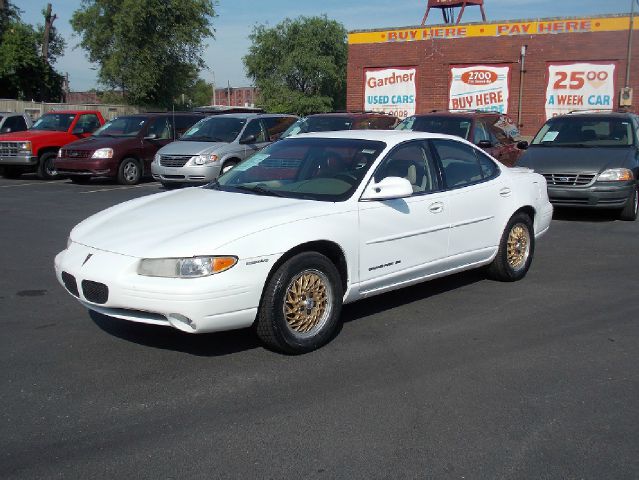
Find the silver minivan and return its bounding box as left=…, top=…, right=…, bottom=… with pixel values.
left=151, top=113, right=297, bottom=187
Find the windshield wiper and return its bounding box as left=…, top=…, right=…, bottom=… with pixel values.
left=232, top=185, right=286, bottom=197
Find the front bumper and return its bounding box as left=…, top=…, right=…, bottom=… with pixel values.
left=0, top=154, right=37, bottom=166
left=54, top=242, right=271, bottom=334
left=55, top=158, right=115, bottom=177
left=548, top=182, right=635, bottom=209
left=151, top=162, right=222, bottom=184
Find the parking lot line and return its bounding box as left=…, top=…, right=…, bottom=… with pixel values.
left=0, top=180, right=67, bottom=188
left=78, top=184, right=158, bottom=194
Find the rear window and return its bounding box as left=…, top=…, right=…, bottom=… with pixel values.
left=396, top=116, right=472, bottom=140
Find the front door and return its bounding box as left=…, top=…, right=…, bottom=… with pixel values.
left=240, top=119, right=270, bottom=159
left=358, top=140, right=450, bottom=295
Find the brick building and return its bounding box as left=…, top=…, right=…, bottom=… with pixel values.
left=347, top=14, right=639, bottom=135
left=213, top=86, right=258, bottom=107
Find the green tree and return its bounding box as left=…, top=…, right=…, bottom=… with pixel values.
left=0, top=2, right=65, bottom=101
left=243, top=15, right=348, bottom=115
left=71, top=0, right=216, bottom=108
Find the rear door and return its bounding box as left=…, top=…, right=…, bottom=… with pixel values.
left=141, top=116, right=173, bottom=170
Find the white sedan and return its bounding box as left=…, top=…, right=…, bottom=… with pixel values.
left=55, top=131, right=553, bottom=353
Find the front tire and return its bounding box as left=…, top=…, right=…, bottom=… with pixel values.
left=117, top=158, right=141, bottom=185
left=37, top=152, right=58, bottom=180
left=256, top=252, right=343, bottom=354
left=619, top=186, right=638, bottom=221
left=487, top=212, right=535, bottom=282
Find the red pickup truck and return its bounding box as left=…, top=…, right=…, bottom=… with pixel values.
left=0, top=110, right=105, bottom=179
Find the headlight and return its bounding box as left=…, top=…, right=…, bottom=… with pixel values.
left=153, top=153, right=160, bottom=163
left=597, top=168, right=634, bottom=181
left=18, top=141, right=32, bottom=153
left=138, top=256, right=238, bottom=278
left=57, top=149, right=63, bottom=158
left=67, top=236, right=72, bottom=249
left=192, top=154, right=218, bottom=165
left=91, top=148, right=113, bottom=159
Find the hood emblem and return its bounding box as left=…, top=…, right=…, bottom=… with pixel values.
left=82, top=253, right=93, bottom=266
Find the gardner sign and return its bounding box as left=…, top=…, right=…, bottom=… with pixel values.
left=364, top=67, right=417, bottom=119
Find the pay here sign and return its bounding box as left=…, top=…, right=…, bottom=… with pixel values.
left=364, top=67, right=417, bottom=119
left=545, top=63, right=616, bottom=119
left=449, top=65, right=510, bottom=113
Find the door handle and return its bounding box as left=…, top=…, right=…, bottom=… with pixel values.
left=499, top=187, right=512, bottom=197
left=429, top=202, right=444, bottom=213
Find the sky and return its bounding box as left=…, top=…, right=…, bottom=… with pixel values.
left=20, top=0, right=631, bottom=92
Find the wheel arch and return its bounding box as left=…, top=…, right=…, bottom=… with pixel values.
left=259, top=240, right=349, bottom=306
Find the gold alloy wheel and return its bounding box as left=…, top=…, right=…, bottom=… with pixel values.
left=506, top=224, right=530, bottom=271
left=283, top=269, right=332, bottom=337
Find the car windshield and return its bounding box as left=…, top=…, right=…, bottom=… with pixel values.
left=280, top=117, right=354, bottom=138
left=531, top=117, right=634, bottom=147
left=210, top=137, right=386, bottom=202
left=31, top=113, right=76, bottom=132
left=396, top=116, right=472, bottom=140
left=92, top=116, right=147, bottom=137
left=181, top=117, right=246, bottom=142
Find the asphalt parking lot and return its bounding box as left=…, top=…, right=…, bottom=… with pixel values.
left=1, top=175, right=638, bottom=479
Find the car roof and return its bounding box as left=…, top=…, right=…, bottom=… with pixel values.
left=201, top=113, right=296, bottom=119
left=557, top=111, right=636, bottom=119
left=293, top=129, right=471, bottom=146
left=117, top=112, right=204, bottom=118
left=412, top=111, right=499, bottom=119
left=305, top=112, right=392, bottom=119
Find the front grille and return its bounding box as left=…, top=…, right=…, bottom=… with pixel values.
left=160, top=155, right=192, bottom=167
left=81, top=280, right=109, bottom=304
left=63, top=149, right=92, bottom=159
left=61, top=272, right=79, bottom=297
left=0, top=142, right=21, bottom=157
left=542, top=173, right=596, bottom=187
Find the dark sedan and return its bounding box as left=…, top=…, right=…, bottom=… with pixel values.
left=516, top=112, right=639, bottom=221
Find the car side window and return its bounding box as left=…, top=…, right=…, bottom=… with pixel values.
left=431, top=139, right=484, bottom=189
left=241, top=119, right=267, bottom=143
left=263, top=116, right=296, bottom=141
left=77, top=114, right=101, bottom=133
left=472, top=121, right=490, bottom=143
left=474, top=148, right=500, bottom=180
left=374, top=141, right=441, bottom=194
left=488, top=120, right=509, bottom=145
left=146, top=117, right=172, bottom=139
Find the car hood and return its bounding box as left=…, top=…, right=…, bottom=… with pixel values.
left=71, top=187, right=343, bottom=258
left=158, top=140, right=231, bottom=156
left=0, top=129, right=68, bottom=141
left=517, top=146, right=634, bottom=173
left=63, top=135, right=138, bottom=151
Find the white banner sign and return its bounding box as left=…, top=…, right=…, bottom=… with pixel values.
left=545, top=63, right=616, bottom=119
left=364, top=68, right=416, bottom=119
left=449, top=65, right=510, bottom=113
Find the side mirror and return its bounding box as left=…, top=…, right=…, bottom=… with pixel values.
left=517, top=140, right=529, bottom=150
left=1, top=127, right=11, bottom=133
left=144, top=133, right=158, bottom=140
left=240, top=134, right=257, bottom=144
left=361, top=176, right=413, bottom=201
left=72, top=126, right=86, bottom=135
left=477, top=140, right=493, bottom=149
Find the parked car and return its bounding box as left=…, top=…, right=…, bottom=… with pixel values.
left=280, top=112, right=399, bottom=139
left=0, top=110, right=105, bottom=179
left=55, top=130, right=552, bottom=354
left=55, top=112, right=204, bottom=185
left=516, top=111, right=639, bottom=221
left=396, top=111, right=526, bottom=167
left=151, top=113, right=297, bottom=187
left=0, top=112, right=33, bottom=134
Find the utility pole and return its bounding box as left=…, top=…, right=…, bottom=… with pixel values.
left=625, top=0, right=637, bottom=88
left=42, top=3, right=57, bottom=62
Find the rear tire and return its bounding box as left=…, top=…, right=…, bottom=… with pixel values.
left=70, top=176, right=91, bottom=184
left=1, top=166, right=22, bottom=179
left=619, top=186, right=638, bottom=221
left=487, top=212, right=535, bottom=282
left=256, top=252, right=343, bottom=354
left=117, top=158, right=141, bottom=185
left=37, top=152, right=58, bottom=180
